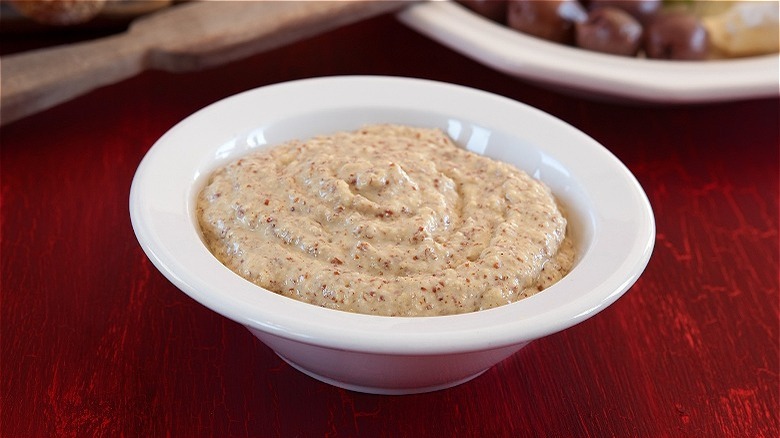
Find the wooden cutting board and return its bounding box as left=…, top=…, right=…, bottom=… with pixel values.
left=0, top=1, right=413, bottom=126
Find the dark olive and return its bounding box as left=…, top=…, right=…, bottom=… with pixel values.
left=644, top=11, right=710, bottom=60
left=507, top=0, right=587, bottom=45
left=587, top=0, right=662, bottom=23
left=457, top=0, right=508, bottom=23
left=575, top=7, right=643, bottom=56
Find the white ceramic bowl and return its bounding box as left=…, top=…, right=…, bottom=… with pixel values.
left=398, top=1, right=780, bottom=103
left=130, top=76, right=655, bottom=395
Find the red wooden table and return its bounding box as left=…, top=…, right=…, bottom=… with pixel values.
left=2, top=10, right=778, bottom=438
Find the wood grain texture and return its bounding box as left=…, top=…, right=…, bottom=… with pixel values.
left=1, top=12, right=778, bottom=438
left=0, top=0, right=411, bottom=126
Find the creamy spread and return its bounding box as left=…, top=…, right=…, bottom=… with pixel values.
left=197, top=124, right=574, bottom=317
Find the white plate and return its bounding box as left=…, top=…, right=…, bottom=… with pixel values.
left=398, top=1, right=780, bottom=103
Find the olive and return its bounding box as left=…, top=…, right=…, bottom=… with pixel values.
left=458, top=0, right=508, bottom=24
left=575, top=7, right=643, bottom=56
left=507, top=0, right=587, bottom=45
left=586, top=0, right=662, bottom=23
left=644, top=11, right=710, bottom=60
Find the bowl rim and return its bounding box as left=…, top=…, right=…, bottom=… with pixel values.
left=130, top=75, right=655, bottom=355
left=398, top=1, right=780, bottom=103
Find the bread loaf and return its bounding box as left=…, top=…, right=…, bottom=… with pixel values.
left=9, top=0, right=107, bottom=25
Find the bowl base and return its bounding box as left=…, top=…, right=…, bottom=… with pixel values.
left=277, top=354, right=489, bottom=395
